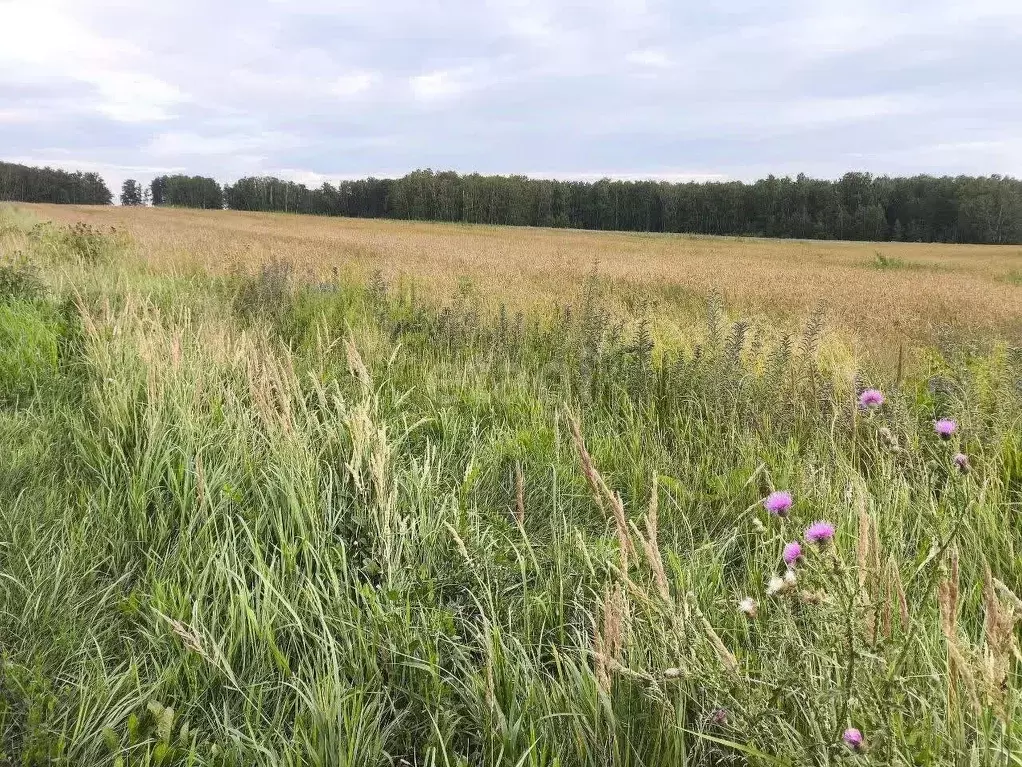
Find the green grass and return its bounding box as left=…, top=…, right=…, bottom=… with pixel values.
left=868, top=251, right=946, bottom=273
left=0, top=206, right=1020, bottom=765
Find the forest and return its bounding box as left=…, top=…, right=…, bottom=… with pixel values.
left=0, top=161, right=112, bottom=205
left=6, top=159, right=1022, bottom=243
left=178, top=169, right=1022, bottom=244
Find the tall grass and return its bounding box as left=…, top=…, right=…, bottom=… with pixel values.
left=0, top=207, right=1020, bottom=765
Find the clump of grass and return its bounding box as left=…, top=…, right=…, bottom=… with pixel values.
left=868, top=251, right=950, bottom=275
left=232, top=256, right=296, bottom=324
left=0, top=257, right=46, bottom=303
left=871, top=250, right=908, bottom=269
left=27, top=220, right=126, bottom=265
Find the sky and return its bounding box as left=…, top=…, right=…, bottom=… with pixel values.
left=1, top=0, right=1020, bottom=194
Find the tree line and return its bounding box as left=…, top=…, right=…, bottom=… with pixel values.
left=0, top=161, right=112, bottom=205
left=5, top=160, right=1022, bottom=243
left=171, top=170, right=1022, bottom=244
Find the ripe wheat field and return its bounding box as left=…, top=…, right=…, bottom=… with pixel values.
left=25, top=203, right=1022, bottom=349
left=1, top=202, right=1021, bottom=765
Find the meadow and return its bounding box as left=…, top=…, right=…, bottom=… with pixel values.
left=0, top=203, right=1020, bottom=765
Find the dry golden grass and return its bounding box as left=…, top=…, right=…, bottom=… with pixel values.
left=20, top=203, right=1022, bottom=347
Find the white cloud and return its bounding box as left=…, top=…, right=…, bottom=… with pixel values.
left=495, top=0, right=557, bottom=42
left=330, top=72, right=377, bottom=98
left=846, top=138, right=1022, bottom=175
left=625, top=49, right=673, bottom=68
left=410, top=67, right=478, bottom=102
left=0, top=1, right=186, bottom=122
left=775, top=94, right=930, bottom=128
left=92, top=72, right=185, bottom=123
left=0, top=108, right=41, bottom=124
left=265, top=167, right=420, bottom=183
left=147, top=131, right=303, bottom=156
left=927, top=141, right=1008, bottom=153
left=525, top=170, right=730, bottom=182
left=7, top=155, right=181, bottom=176
left=0, top=2, right=128, bottom=67
left=269, top=169, right=335, bottom=186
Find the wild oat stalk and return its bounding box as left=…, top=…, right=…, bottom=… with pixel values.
left=567, top=411, right=633, bottom=572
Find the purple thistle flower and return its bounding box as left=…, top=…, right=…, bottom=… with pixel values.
left=763, top=490, right=793, bottom=517
left=782, top=541, right=803, bottom=566
left=934, top=418, right=957, bottom=439
left=953, top=453, right=969, bottom=474
left=843, top=727, right=864, bottom=752
left=858, top=389, right=884, bottom=409
left=805, top=520, right=835, bottom=546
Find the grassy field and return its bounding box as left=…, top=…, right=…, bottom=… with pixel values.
left=24, top=203, right=1022, bottom=350
left=0, top=203, right=1020, bottom=765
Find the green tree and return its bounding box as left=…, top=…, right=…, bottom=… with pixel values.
left=0, top=161, right=113, bottom=205
left=204, top=167, right=1022, bottom=244
left=120, top=179, right=143, bottom=206
left=151, top=175, right=223, bottom=209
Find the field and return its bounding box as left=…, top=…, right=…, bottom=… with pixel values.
left=25, top=203, right=1022, bottom=350
left=0, top=203, right=1021, bottom=765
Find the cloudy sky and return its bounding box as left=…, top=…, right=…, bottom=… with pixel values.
left=1, top=0, right=1020, bottom=193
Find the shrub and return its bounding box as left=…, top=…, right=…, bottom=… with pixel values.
left=0, top=258, right=45, bottom=303
left=28, top=221, right=124, bottom=265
